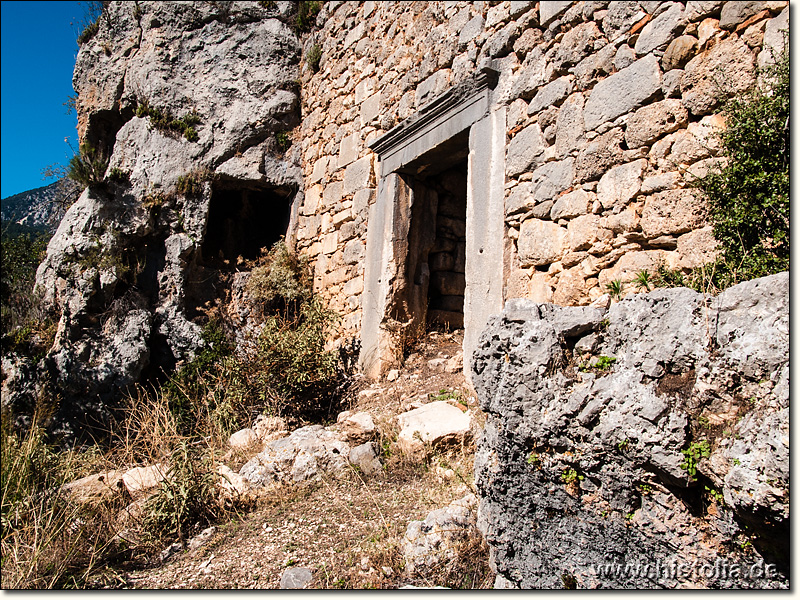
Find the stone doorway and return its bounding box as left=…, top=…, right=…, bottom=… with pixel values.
left=360, top=67, right=506, bottom=384
left=406, top=155, right=468, bottom=331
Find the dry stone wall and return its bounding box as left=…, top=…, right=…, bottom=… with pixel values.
left=294, top=0, right=788, bottom=345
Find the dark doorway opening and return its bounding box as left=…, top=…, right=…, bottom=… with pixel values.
left=395, top=129, right=469, bottom=333
left=417, top=161, right=467, bottom=329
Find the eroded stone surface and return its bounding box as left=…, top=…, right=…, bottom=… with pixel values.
left=473, top=274, right=789, bottom=588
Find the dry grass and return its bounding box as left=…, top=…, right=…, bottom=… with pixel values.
left=116, top=443, right=490, bottom=589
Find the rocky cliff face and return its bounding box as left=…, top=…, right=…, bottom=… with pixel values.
left=10, top=1, right=302, bottom=437
left=472, top=272, right=788, bottom=589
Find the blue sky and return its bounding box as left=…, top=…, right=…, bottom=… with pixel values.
left=1, top=1, right=85, bottom=198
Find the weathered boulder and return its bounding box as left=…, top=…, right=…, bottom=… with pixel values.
left=229, top=428, right=261, bottom=449
left=473, top=273, right=789, bottom=588
left=337, top=411, right=376, bottom=445
left=401, top=494, right=479, bottom=576
left=348, top=442, right=383, bottom=476
left=396, top=401, right=472, bottom=458
left=280, top=567, right=313, bottom=589
left=239, top=425, right=350, bottom=487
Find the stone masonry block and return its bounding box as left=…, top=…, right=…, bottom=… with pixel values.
left=584, top=54, right=662, bottom=130
left=459, top=14, right=484, bottom=46
left=625, top=99, right=688, bottom=148
left=360, top=92, right=382, bottom=127
left=540, top=1, right=571, bottom=26
left=518, top=219, right=566, bottom=267
left=506, top=124, right=546, bottom=177
left=551, top=189, right=591, bottom=221
left=634, top=2, right=686, bottom=56
left=641, top=189, right=706, bottom=238
left=597, top=159, right=646, bottom=210
left=338, top=133, right=359, bottom=168
left=310, top=156, right=327, bottom=184
left=343, top=156, right=373, bottom=197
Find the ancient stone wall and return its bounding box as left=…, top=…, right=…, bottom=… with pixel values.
left=294, top=0, right=788, bottom=365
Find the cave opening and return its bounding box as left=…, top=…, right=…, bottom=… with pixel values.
left=185, top=182, right=294, bottom=322
left=201, top=183, right=293, bottom=266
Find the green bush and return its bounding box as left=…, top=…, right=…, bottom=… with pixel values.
left=681, top=440, right=710, bottom=480
left=163, top=241, right=341, bottom=425
left=295, top=1, right=322, bottom=32
left=142, top=439, right=220, bottom=545
left=136, top=100, right=202, bottom=142
left=75, top=1, right=105, bottom=45
left=1, top=230, right=51, bottom=337
left=67, top=144, right=108, bottom=189
left=306, top=43, right=323, bottom=72
left=254, top=296, right=340, bottom=416
left=693, top=44, right=789, bottom=286
left=246, top=240, right=312, bottom=312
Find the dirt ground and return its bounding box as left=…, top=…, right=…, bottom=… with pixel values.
left=89, top=329, right=492, bottom=589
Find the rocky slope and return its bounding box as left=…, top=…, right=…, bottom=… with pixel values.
left=472, top=272, right=788, bottom=589
left=1, top=179, right=80, bottom=234
left=3, top=2, right=304, bottom=437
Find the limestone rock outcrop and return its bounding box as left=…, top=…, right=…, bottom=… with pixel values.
left=473, top=272, right=788, bottom=589
left=21, top=1, right=302, bottom=438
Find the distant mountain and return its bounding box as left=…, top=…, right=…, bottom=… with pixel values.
left=1, top=179, right=82, bottom=235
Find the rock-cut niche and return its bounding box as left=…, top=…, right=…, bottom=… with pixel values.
left=185, top=181, right=294, bottom=321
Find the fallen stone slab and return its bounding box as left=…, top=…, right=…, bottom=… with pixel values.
left=65, top=463, right=167, bottom=505
left=396, top=401, right=472, bottom=458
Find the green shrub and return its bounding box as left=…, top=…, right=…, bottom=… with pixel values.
left=142, top=439, right=220, bottom=545
left=561, top=468, right=583, bottom=485
left=246, top=240, right=312, bottom=312
left=693, top=44, right=789, bottom=286
left=681, top=440, right=710, bottom=480
left=77, top=20, right=99, bottom=44
left=254, top=296, right=340, bottom=417
left=275, top=130, right=292, bottom=152
left=136, top=100, right=202, bottom=142
left=1, top=230, right=51, bottom=337
left=75, top=1, right=105, bottom=45
left=162, top=321, right=235, bottom=437
left=306, top=43, right=323, bottom=72
left=295, top=1, right=322, bottom=32
left=67, top=144, right=108, bottom=189
left=605, top=279, right=623, bottom=300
